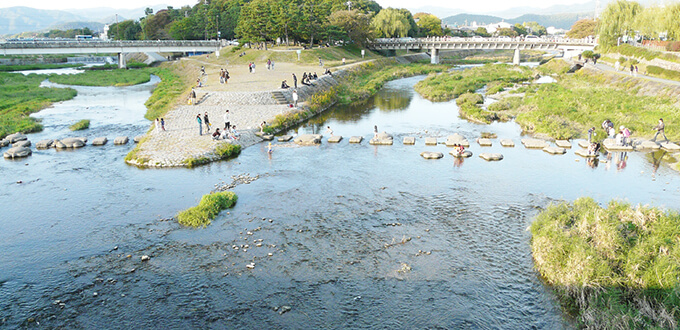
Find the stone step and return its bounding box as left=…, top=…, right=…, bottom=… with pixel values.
left=521, top=138, right=548, bottom=149
left=477, top=138, right=492, bottom=146
left=271, top=91, right=289, bottom=105
left=403, top=137, right=415, bottom=145
left=349, top=136, right=363, bottom=144
left=425, top=137, right=437, bottom=145
left=660, top=142, right=680, bottom=152
left=543, top=146, right=566, bottom=155
left=555, top=140, right=571, bottom=148
left=328, top=135, right=342, bottom=143
left=277, top=135, right=293, bottom=142
left=500, top=139, right=514, bottom=147
left=479, top=153, right=503, bottom=161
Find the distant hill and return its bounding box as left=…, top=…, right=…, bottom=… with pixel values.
left=442, top=12, right=593, bottom=30
left=0, top=7, right=82, bottom=36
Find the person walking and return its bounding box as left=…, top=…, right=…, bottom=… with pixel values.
left=155, top=118, right=160, bottom=130
left=588, top=126, right=595, bottom=142
left=223, top=109, right=230, bottom=130
left=630, top=64, right=634, bottom=76
left=203, top=112, right=211, bottom=133
left=190, top=88, right=197, bottom=105
left=326, top=126, right=334, bottom=136
left=292, top=73, right=297, bottom=88
left=652, top=118, right=669, bottom=142
left=161, top=118, right=166, bottom=131
left=292, top=90, right=299, bottom=108
left=197, top=114, right=203, bottom=136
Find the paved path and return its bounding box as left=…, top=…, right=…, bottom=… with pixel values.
left=589, top=62, right=680, bottom=86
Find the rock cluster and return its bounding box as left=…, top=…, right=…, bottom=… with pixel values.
left=294, top=134, right=322, bottom=146
left=445, top=134, right=469, bottom=147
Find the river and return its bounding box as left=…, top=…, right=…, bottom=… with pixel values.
left=1, top=72, right=679, bottom=328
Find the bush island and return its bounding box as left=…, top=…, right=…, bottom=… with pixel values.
left=69, top=119, right=90, bottom=131
left=176, top=191, right=237, bottom=228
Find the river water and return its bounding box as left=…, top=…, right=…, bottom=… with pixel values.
left=1, top=73, right=679, bottom=328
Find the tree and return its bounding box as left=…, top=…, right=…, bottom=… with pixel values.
left=512, top=23, right=527, bottom=36
left=597, top=0, right=641, bottom=48
left=109, top=20, right=142, bottom=40
left=328, top=9, right=373, bottom=45
left=414, top=13, right=442, bottom=36
left=523, top=21, right=547, bottom=36
left=496, top=27, right=517, bottom=37
left=370, top=8, right=410, bottom=38
left=567, top=18, right=596, bottom=38
left=235, top=0, right=276, bottom=48
left=633, top=5, right=664, bottom=40
left=474, top=27, right=490, bottom=37
left=142, top=10, right=174, bottom=39
left=665, top=3, right=680, bottom=40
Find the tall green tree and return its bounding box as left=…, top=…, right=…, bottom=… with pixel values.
left=414, top=13, right=443, bottom=36
left=512, top=23, right=527, bottom=36
left=235, top=0, right=276, bottom=48
left=370, top=8, right=410, bottom=38
left=597, top=0, right=641, bottom=48
left=665, top=3, right=680, bottom=41
left=328, top=9, right=373, bottom=44
left=567, top=18, right=597, bottom=38
left=523, top=21, right=547, bottom=36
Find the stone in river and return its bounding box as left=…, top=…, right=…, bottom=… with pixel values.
left=420, top=151, right=443, bottom=159
left=403, top=137, right=415, bottom=145
left=602, top=138, right=634, bottom=151
left=660, top=141, right=680, bottom=152
left=5, top=133, right=27, bottom=143
left=449, top=150, right=473, bottom=158
left=369, top=132, right=393, bottom=145
left=349, top=136, right=363, bottom=144
left=500, top=139, right=515, bottom=147
left=294, top=134, right=322, bottom=146
left=425, top=137, right=437, bottom=145
left=36, top=139, right=54, bottom=149
left=477, top=138, right=492, bottom=146
left=577, top=140, right=590, bottom=148
left=55, top=138, right=85, bottom=149
left=92, top=137, right=108, bottom=146
left=114, top=136, right=129, bottom=145
left=74, top=137, right=87, bottom=143
left=521, top=138, right=548, bottom=149
left=479, top=153, right=503, bottom=161
left=261, top=134, right=274, bottom=141
left=4, top=146, right=32, bottom=159
left=543, top=146, right=566, bottom=155
left=327, top=135, right=342, bottom=143
left=445, top=134, right=469, bottom=147
left=13, top=140, right=31, bottom=148
left=574, top=149, right=597, bottom=158
left=555, top=140, right=572, bottom=148
left=633, top=140, right=660, bottom=150
left=133, top=135, right=144, bottom=143
left=277, top=135, right=293, bottom=142
left=0, top=139, right=8, bottom=148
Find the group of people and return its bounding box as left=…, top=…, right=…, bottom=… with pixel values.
left=155, top=118, right=166, bottom=131
left=600, top=119, right=632, bottom=146
left=452, top=143, right=466, bottom=156
left=248, top=62, right=256, bottom=73
left=301, top=72, right=317, bottom=86
left=219, top=68, right=230, bottom=84
left=266, top=59, right=275, bottom=70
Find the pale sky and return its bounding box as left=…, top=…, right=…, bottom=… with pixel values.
left=2, top=0, right=586, bottom=13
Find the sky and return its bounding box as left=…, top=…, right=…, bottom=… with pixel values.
left=0, top=0, right=590, bottom=13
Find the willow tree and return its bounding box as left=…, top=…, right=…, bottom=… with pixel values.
left=370, top=8, right=410, bottom=38
left=633, top=5, right=665, bottom=40
left=597, top=0, right=641, bottom=48
left=664, top=3, right=680, bottom=40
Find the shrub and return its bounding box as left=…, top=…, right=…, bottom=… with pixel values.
left=666, top=42, right=680, bottom=52
left=184, top=156, right=210, bottom=167
left=215, top=142, right=241, bottom=159
left=646, top=65, right=680, bottom=81
left=176, top=191, right=237, bottom=228
left=69, top=119, right=90, bottom=131
left=456, top=92, right=483, bottom=106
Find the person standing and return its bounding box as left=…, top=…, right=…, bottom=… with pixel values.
left=292, top=90, right=299, bottom=108
left=630, top=64, right=634, bottom=76
left=161, top=118, right=166, bottom=131
left=203, top=112, right=211, bottom=133
left=652, top=118, right=669, bottom=142
left=319, top=57, right=323, bottom=67
left=342, top=57, right=346, bottom=65
left=373, top=125, right=378, bottom=138
left=155, top=118, right=160, bottom=130
left=588, top=126, right=595, bottom=142
left=190, top=88, right=197, bottom=105
left=197, top=114, right=203, bottom=136
left=292, top=73, right=297, bottom=88
left=223, top=109, right=230, bottom=130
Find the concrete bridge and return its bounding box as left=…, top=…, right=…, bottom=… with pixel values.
left=367, top=37, right=597, bottom=64
left=0, top=40, right=221, bottom=68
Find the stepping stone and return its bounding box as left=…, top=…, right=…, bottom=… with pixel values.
left=5, top=133, right=27, bottom=143
left=574, top=149, right=598, bottom=158
left=477, top=138, right=492, bottom=146
left=403, top=137, right=415, bottom=145
left=13, top=140, right=31, bottom=148
left=261, top=134, right=274, bottom=141
left=55, top=138, right=85, bottom=149
left=555, top=140, right=571, bottom=148
left=92, top=137, right=108, bottom=146
left=3, top=146, right=31, bottom=159
left=114, top=136, right=129, bottom=145
left=369, top=132, right=393, bottom=145
left=521, top=138, right=548, bottom=149
left=445, top=134, right=469, bottom=147
left=0, top=139, right=8, bottom=147
left=349, top=136, right=363, bottom=144
left=500, top=139, right=515, bottom=147
left=294, top=134, right=322, bottom=146
left=449, top=150, right=473, bottom=158
left=602, top=138, right=634, bottom=151
left=328, top=135, right=342, bottom=143
left=577, top=140, right=590, bottom=148
left=36, top=139, right=54, bottom=149
left=420, top=151, right=444, bottom=159
left=543, top=146, right=566, bottom=155
left=660, top=142, right=680, bottom=152
left=425, top=137, right=438, bottom=145
left=133, top=135, right=144, bottom=143
left=479, top=153, right=503, bottom=161
left=74, top=137, right=87, bottom=143
left=278, top=135, right=293, bottom=142
left=634, top=140, right=660, bottom=150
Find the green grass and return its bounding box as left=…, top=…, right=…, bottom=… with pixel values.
left=49, top=68, right=151, bottom=87
left=604, top=44, right=680, bottom=64
left=215, top=142, right=241, bottom=159
left=646, top=65, right=680, bottom=81
left=530, top=197, right=680, bottom=328
left=69, top=119, right=90, bottom=131
left=143, top=67, right=189, bottom=120
left=0, top=63, right=83, bottom=71
left=414, top=64, right=534, bottom=102
left=183, top=156, right=210, bottom=167
left=0, top=72, right=77, bottom=139
left=176, top=191, right=237, bottom=228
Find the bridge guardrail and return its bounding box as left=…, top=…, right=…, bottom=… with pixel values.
left=1, top=40, right=221, bottom=49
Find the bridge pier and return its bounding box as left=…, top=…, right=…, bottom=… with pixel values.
left=512, top=48, right=520, bottom=66
left=118, top=53, right=127, bottom=69
left=430, top=48, right=440, bottom=64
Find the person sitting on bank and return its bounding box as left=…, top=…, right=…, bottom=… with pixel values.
left=324, top=69, right=332, bottom=76
left=212, top=128, right=222, bottom=140
left=281, top=80, right=290, bottom=89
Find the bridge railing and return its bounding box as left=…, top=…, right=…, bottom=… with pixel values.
left=1, top=40, right=221, bottom=49
left=368, top=37, right=596, bottom=46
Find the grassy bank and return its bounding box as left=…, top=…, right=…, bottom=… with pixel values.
left=183, top=142, right=241, bottom=167
left=0, top=63, right=83, bottom=71
left=530, top=197, right=680, bottom=328
left=48, top=68, right=151, bottom=87
left=0, top=72, right=77, bottom=139
left=413, top=64, right=534, bottom=102
left=143, top=67, right=190, bottom=120
left=177, top=191, right=237, bottom=228
left=69, top=119, right=90, bottom=131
